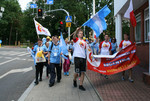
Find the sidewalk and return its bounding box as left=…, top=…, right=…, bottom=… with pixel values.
left=24, top=65, right=101, bottom=101
left=2, top=46, right=20, bottom=48
left=87, top=66, right=150, bottom=101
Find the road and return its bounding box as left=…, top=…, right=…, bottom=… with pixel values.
left=0, top=47, right=35, bottom=101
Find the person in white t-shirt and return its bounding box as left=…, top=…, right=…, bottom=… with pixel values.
left=99, top=34, right=112, bottom=79
left=73, top=27, right=87, bottom=91
left=99, top=35, right=112, bottom=55
left=119, top=34, right=134, bottom=83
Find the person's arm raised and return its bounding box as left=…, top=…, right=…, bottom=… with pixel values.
left=73, top=26, right=82, bottom=39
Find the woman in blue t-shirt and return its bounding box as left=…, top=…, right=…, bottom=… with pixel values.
left=111, top=38, right=117, bottom=54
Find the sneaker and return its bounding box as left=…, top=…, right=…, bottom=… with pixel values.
left=121, top=76, right=125, bottom=81
left=79, top=85, right=86, bottom=91
left=49, top=83, right=54, bottom=87
left=73, top=80, right=77, bottom=87
left=66, top=72, right=69, bottom=76
left=57, top=80, right=60, bottom=83
left=128, top=78, right=134, bottom=83
left=64, top=72, right=67, bottom=76
left=39, top=78, right=42, bottom=81
left=104, top=75, right=108, bottom=79
left=34, top=81, right=39, bottom=85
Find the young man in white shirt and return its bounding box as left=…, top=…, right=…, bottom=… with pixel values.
left=99, top=34, right=112, bottom=79
left=73, top=27, right=87, bottom=91
left=119, top=34, right=133, bottom=83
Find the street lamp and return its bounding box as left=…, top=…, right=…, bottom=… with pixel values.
left=0, top=7, right=5, bottom=19
left=1, top=7, right=5, bottom=12
left=0, top=12, right=2, bottom=19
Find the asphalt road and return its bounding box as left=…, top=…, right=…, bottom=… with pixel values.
left=0, top=47, right=36, bottom=101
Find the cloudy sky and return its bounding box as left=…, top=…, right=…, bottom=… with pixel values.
left=18, top=0, right=32, bottom=10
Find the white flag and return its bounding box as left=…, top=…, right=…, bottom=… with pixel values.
left=124, top=0, right=137, bottom=27
left=34, top=19, right=51, bottom=36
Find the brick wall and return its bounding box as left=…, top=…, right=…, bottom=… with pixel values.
left=130, top=1, right=149, bottom=70
left=136, top=44, right=149, bottom=69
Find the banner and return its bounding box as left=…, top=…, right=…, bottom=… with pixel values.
left=87, top=44, right=140, bottom=75
left=34, top=19, right=51, bottom=36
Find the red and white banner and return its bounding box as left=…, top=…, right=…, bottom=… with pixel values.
left=34, top=19, right=51, bottom=36
left=124, top=0, right=137, bottom=27
left=87, top=44, right=140, bottom=75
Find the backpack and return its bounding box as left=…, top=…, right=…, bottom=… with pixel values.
left=50, top=42, right=53, bottom=52
left=50, top=42, right=59, bottom=52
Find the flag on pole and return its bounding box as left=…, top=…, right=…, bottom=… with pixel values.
left=59, top=33, right=68, bottom=56
left=82, top=5, right=111, bottom=38
left=27, top=47, right=36, bottom=65
left=34, top=19, right=51, bottom=36
left=124, top=0, right=137, bottom=27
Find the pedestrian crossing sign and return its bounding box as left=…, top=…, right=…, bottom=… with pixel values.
left=65, top=16, right=72, bottom=22
left=66, top=22, right=71, bottom=27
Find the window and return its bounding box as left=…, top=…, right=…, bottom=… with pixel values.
left=135, top=14, right=141, bottom=43
left=144, top=8, right=149, bottom=42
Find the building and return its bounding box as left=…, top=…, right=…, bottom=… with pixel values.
left=114, top=0, right=150, bottom=84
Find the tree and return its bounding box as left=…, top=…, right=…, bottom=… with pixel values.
left=0, top=0, right=22, bottom=45
left=0, top=0, right=130, bottom=44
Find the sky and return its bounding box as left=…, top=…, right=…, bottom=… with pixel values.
left=18, top=0, right=32, bottom=10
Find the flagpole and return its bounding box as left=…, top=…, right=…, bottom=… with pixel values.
left=93, top=0, right=96, bottom=39
left=66, top=26, right=82, bottom=39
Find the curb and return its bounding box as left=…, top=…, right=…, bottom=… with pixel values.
left=85, top=73, right=103, bottom=101
left=18, top=80, right=35, bottom=101
left=18, top=68, right=46, bottom=101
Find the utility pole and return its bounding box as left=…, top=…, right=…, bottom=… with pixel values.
left=148, top=0, right=150, bottom=75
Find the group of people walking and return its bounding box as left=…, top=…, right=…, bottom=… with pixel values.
left=32, top=27, right=134, bottom=91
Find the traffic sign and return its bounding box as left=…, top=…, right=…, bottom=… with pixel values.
left=66, top=22, right=71, bottom=27
left=65, top=16, right=72, bottom=22
left=0, top=40, right=2, bottom=44
left=47, top=0, right=54, bottom=5
left=30, top=4, right=37, bottom=8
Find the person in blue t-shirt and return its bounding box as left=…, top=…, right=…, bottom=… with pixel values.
left=48, top=35, right=62, bottom=87
left=33, top=38, right=44, bottom=85
left=69, top=40, right=74, bottom=64
left=111, top=38, right=117, bottom=54
left=43, top=42, right=50, bottom=78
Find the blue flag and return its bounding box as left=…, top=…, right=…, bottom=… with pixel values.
left=27, top=47, right=36, bottom=65
left=61, top=54, right=68, bottom=59
left=59, top=33, right=68, bottom=56
left=82, top=5, right=111, bottom=37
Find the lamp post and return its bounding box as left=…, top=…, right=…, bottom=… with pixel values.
left=0, top=7, right=5, bottom=19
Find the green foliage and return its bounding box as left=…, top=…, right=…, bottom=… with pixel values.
left=0, top=0, right=22, bottom=45
left=0, top=0, right=130, bottom=44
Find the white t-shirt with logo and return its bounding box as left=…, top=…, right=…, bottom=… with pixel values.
left=119, top=40, right=132, bottom=49
left=99, top=41, right=112, bottom=55
left=73, top=37, right=86, bottom=58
